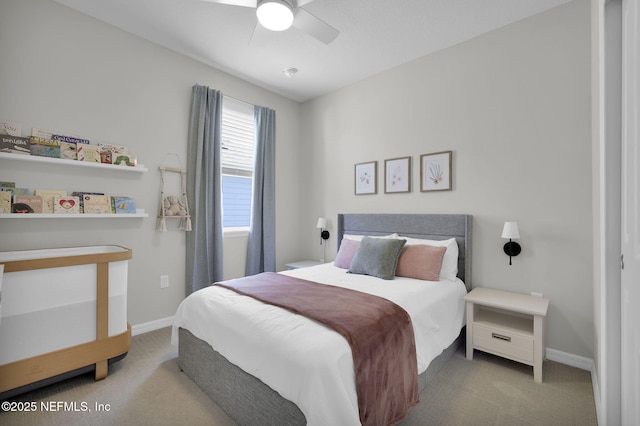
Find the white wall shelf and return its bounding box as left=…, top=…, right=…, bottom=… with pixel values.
left=0, top=152, right=148, bottom=173
left=0, top=212, right=148, bottom=219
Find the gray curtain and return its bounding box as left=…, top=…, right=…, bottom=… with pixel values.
left=245, top=105, right=276, bottom=275
left=186, top=85, right=224, bottom=293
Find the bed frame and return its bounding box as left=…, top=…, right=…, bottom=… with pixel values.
left=178, top=213, right=472, bottom=425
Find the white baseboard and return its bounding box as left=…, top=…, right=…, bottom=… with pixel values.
left=546, top=347, right=594, bottom=371
left=590, top=363, right=602, bottom=426
left=131, top=316, right=174, bottom=336
left=546, top=347, right=600, bottom=424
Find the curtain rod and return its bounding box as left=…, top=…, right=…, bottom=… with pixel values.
left=223, top=93, right=254, bottom=107
left=194, top=84, right=251, bottom=106
left=194, top=83, right=272, bottom=110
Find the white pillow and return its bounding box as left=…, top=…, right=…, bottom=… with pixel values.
left=398, top=236, right=459, bottom=281
left=343, top=233, right=398, bottom=241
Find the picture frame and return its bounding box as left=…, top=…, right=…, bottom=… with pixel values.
left=384, top=156, right=411, bottom=193
left=420, top=150, right=452, bottom=192
left=354, top=161, right=377, bottom=195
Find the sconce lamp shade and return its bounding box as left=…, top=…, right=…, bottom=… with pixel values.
left=316, top=217, right=330, bottom=247
left=501, top=221, right=520, bottom=239
left=501, top=221, right=521, bottom=265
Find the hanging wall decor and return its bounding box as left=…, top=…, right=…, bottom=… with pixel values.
left=354, top=161, right=377, bottom=195
left=157, top=153, right=191, bottom=232
left=384, top=156, right=411, bottom=194
left=420, top=150, right=452, bottom=192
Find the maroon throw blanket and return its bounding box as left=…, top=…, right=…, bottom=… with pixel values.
left=215, top=272, right=419, bottom=426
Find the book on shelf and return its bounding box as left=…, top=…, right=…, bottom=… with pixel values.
left=111, top=196, right=136, bottom=214
left=32, top=128, right=57, bottom=140
left=35, top=189, right=68, bottom=213
left=0, top=190, right=11, bottom=213
left=0, top=121, right=21, bottom=137
left=32, top=128, right=88, bottom=143
left=100, top=150, right=112, bottom=164
left=98, top=143, right=128, bottom=155
left=81, top=194, right=111, bottom=214
left=53, top=195, right=80, bottom=214
left=51, top=134, right=90, bottom=145
left=0, top=135, right=30, bottom=155
left=0, top=182, right=15, bottom=188
left=77, top=144, right=102, bottom=163
left=12, top=195, right=43, bottom=213
left=113, top=154, right=137, bottom=167
left=8, top=187, right=30, bottom=196
left=30, top=137, right=60, bottom=158
left=59, top=141, right=77, bottom=160
left=72, top=191, right=105, bottom=213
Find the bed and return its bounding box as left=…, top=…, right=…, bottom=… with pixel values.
left=172, top=213, right=472, bottom=425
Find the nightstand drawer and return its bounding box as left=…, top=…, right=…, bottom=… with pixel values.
left=473, top=323, right=534, bottom=363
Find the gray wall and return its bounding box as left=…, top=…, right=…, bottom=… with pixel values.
left=0, top=0, right=303, bottom=326
left=300, top=0, right=593, bottom=358
left=0, top=0, right=594, bottom=359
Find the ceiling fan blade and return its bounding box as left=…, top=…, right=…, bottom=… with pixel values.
left=200, top=0, right=257, bottom=8
left=247, top=20, right=260, bottom=45
left=292, top=7, right=339, bottom=44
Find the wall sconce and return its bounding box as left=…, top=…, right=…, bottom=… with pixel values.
left=501, top=221, right=521, bottom=265
left=317, top=217, right=330, bottom=244
left=317, top=217, right=330, bottom=263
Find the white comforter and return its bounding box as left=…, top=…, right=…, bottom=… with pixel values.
left=171, top=263, right=467, bottom=426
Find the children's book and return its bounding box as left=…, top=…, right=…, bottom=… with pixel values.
left=35, top=189, right=68, bottom=213
left=111, top=196, right=136, bottom=214
left=12, top=195, right=43, bottom=213
left=30, top=137, right=60, bottom=158
left=82, top=194, right=111, bottom=214
left=0, top=135, right=30, bottom=155
left=0, top=190, right=11, bottom=213
left=53, top=195, right=80, bottom=214
left=0, top=121, right=21, bottom=136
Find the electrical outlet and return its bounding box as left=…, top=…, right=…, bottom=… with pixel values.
left=531, top=291, right=543, bottom=298
left=160, top=275, right=169, bottom=289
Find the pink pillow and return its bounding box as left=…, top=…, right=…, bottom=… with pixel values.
left=395, top=244, right=447, bottom=281
left=334, top=239, right=360, bottom=269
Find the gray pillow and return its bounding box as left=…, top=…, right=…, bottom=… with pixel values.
left=348, top=236, right=407, bottom=280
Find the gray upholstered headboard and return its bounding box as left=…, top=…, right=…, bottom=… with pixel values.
left=336, top=214, right=472, bottom=290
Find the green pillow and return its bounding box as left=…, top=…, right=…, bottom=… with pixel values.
left=348, top=236, right=406, bottom=280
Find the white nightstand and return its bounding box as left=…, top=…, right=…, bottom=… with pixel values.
left=285, top=260, right=323, bottom=270
left=464, top=287, right=549, bottom=382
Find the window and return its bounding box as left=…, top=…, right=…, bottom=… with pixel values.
left=221, top=96, right=255, bottom=229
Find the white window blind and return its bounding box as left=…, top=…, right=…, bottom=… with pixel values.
left=221, top=96, right=255, bottom=228
left=221, top=97, right=255, bottom=178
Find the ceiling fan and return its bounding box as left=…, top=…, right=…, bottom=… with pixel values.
left=203, top=0, right=339, bottom=44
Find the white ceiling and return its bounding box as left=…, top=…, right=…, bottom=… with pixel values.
left=53, top=0, right=570, bottom=103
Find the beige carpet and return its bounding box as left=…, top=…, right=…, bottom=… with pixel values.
left=1, top=327, right=597, bottom=426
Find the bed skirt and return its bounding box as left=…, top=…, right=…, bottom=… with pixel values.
left=178, top=327, right=464, bottom=425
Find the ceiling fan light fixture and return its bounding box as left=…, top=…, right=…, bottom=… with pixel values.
left=256, top=0, right=294, bottom=32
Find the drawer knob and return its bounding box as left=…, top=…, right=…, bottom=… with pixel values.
left=491, top=332, right=511, bottom=342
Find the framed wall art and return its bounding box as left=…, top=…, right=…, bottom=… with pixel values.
left=354, top=161, right=377, bottom=195
left=420, top=150, right=452, bottom=192
left=384, top=156, right=411, bottom=193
